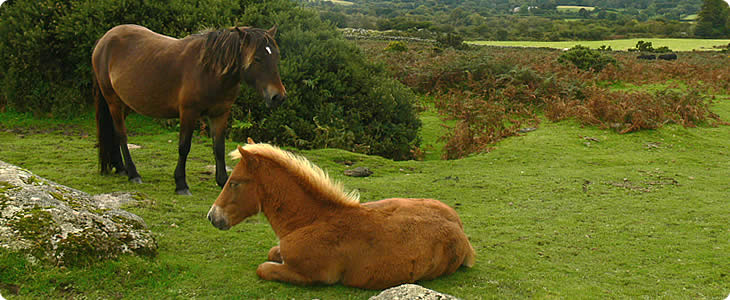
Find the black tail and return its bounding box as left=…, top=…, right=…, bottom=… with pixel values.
left=94, top=78, right=119, bottom=174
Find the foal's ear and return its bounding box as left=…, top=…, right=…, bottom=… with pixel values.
left=236, top=145, right=258, bottom=168
left=247, top=137, right=255, bottom=144
left=267, top=25, right=278, bottom=37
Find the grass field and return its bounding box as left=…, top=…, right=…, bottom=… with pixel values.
left=1, top=91, right=730, bottom=298
left=556, top=5, right=595, bottom=12
left=468, top=38, right=730, bottom=51
left=319, top=0, right=354, bottom=5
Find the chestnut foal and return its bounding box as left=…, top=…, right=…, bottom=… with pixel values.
left=207, top=139, right=475, bottom=289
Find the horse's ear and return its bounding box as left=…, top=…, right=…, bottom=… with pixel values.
left=267, top=25, right=278, bottom=37
left=247, top=137, right=255, bottom=144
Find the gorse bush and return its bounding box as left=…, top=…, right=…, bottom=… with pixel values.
left=0, top=0, right=421, bottom=160
left=558, top=45, right=618, bottom=72
left=384, top=41, right=408, bottom=52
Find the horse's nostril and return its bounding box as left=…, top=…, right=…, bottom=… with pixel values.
left=268, top=94, right=285, bottom=109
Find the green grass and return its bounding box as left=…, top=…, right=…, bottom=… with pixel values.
left=468, top=38, right=730, bottom=51
left=316, top=0, right=354, bottom=5
left=1, top=94, right=730, bottom=298
left=681, top=14, right=699, bottom=21
left=556, top=5, right=595, bottom=12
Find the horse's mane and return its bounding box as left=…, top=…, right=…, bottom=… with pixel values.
left=230, top=144, right=361, bottom=207
left=194, top=27, right=276, bottom=79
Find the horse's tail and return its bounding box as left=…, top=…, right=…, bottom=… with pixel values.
left=94, top=77, right=118, bottom=174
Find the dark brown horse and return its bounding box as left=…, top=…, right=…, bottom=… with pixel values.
left=207, top=139, right=476, bottom=289
left=92, top=24, right=286, bottom=195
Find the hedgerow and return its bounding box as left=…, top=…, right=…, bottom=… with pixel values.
left=0, top=0, right=421, bottom=160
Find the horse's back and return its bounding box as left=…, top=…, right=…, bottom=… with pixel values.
left=93, top=24, right=190, bottom=118
left=97, top=24, right=177, bottom=48
left=363, top=197, right=463, bottom=225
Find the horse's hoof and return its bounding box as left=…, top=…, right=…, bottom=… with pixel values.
left=129, top=177, right=143, bottom=184
left=175, top=189, right=192, bottom=196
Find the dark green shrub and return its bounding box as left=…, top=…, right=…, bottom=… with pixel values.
left=230, top=5, right=421, bottom=160
left=557, top=45, right=617, bottom=72
left=0, top=0, right=242, bottom=116
left=629, top=40, right=672, bottom=53
left=436, top=32, right=466, bottom=50
left=0, top=0, right=421, bottom=160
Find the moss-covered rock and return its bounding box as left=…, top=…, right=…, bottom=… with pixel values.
left=0, top=160, right=157, bottom=267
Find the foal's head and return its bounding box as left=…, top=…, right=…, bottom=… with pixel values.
left=236, top=26, right=287, bottom=108
left=207, top=139, right=361, bottom=230
left=207, top=144, right=262, bottom=230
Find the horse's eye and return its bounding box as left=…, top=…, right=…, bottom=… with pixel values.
left=230, top=182, right=240, bottom=188
left=254, top=57, right=262, bottom=63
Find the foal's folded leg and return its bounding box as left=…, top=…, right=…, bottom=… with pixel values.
left=267, top=245, right=282, bottom=263
left=257, top=262, right=313, bottom=285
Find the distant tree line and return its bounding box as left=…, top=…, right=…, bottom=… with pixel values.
left=301, top=0, right=730, bottom=40
left=695, top=0, right=730, bottom=38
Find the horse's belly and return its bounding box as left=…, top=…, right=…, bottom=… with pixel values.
left=111, top=79, right=180, bottom=118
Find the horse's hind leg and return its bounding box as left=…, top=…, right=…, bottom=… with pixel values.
left=210, top=113, right=230, bottom=188
left=267, top=245, right=282, bottom=262
left=108, top=102, right=142, bottom=183
left=173, top=111, right=198, bottom=195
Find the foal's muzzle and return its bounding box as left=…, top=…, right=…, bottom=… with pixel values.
left=207, top=205, right=231, bottom=230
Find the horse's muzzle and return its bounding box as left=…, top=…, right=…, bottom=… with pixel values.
left=267, top=93, right=286, bottom=109
left=207, top=205, right=231, bottom=230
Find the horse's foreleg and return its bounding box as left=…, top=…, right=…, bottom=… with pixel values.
left=174, top=112, right=197, bottom=195
left=257, top=262, right=314, bottom=286
left=210, top=113, right=230, bottom=188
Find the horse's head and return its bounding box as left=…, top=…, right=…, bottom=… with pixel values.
left=236, top=26, right=287, bottom=109
left=207, top=141, right=262, bottom=230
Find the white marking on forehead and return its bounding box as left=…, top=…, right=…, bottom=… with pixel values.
left=265, top=46, right=272, bottom=55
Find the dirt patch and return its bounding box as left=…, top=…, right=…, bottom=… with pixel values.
left=2, top=125, right=89, bottom=138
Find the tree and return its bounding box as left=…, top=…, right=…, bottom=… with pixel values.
left=695, top=0, right=730, bottom=38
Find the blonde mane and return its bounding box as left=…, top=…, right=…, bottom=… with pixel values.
left=230, top=144, right=360, bottom=206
